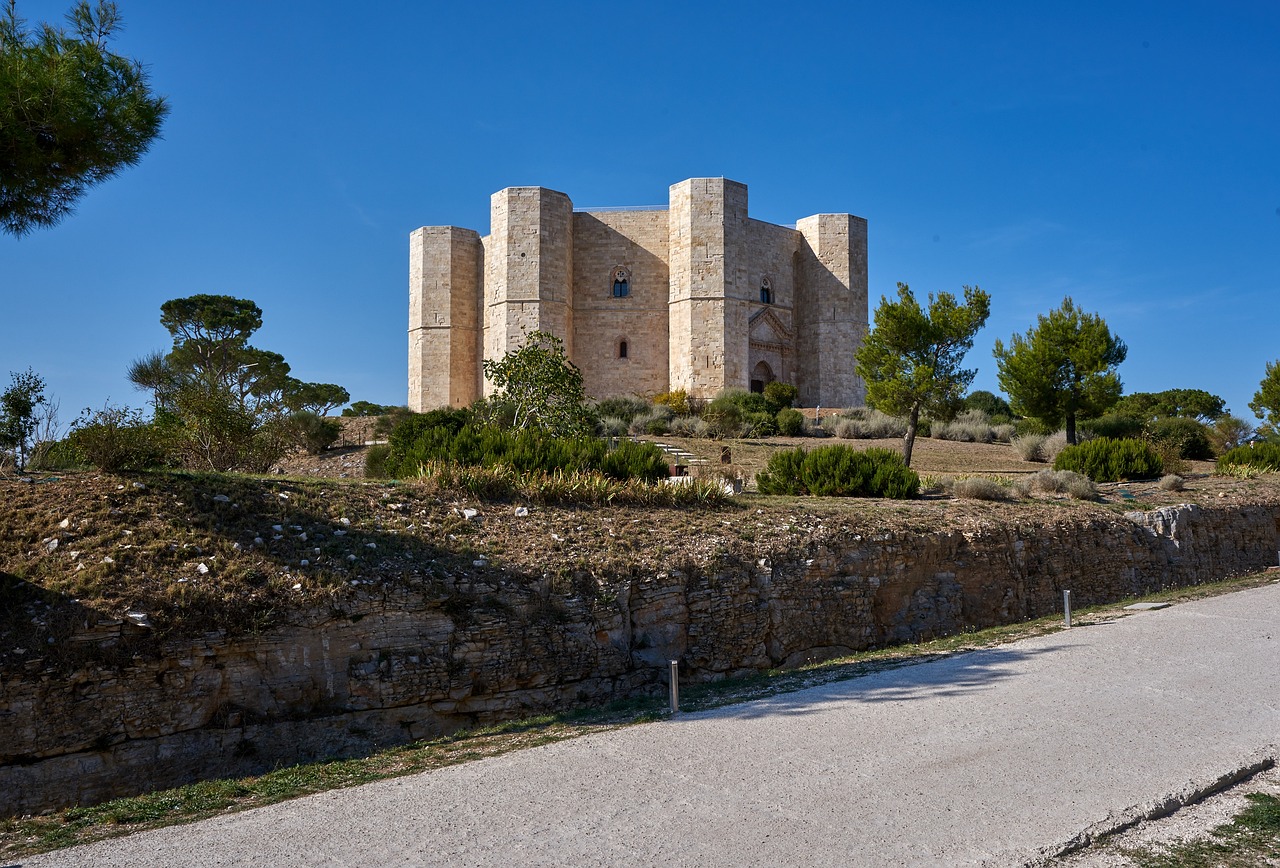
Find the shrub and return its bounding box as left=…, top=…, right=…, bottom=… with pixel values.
left=1216, top=442, right=1280, bottom=473
left=669, top=415, right=709, bottom=437
left=1053, top=437, right=1163, bottom=482
left=1014, top=418, right=1052, bottom=438
left=1013, top=434, right=1047, bottom=462
left=1159, top=474, right=1185, bottom=491
left=1146, top=417, right=1213, bottom=460
left=365, top=443, right=391, bottom=478
left=825, top=409, right=907, bottom=439
left=596, top=416, right=629, bottom=437
left=931, top=417, right=995, bottom=443
left=591, top=396, right=651, bottom=424
left=992, top=424, right=1016, bottom=443
left=776, top=408, right=806, bottom=436
left=1043, top=430, right=1071, bottom=463
left=1066, top=476, right=1099, bottom=500
left=754, top=447, right=807, bottom=495
left=702, top=396, right=746, bottom=438
left=653, top=390, right=692, bottom=417
left=951, top=476, right=1015, bottom=501
left=67, top=404, right=166, bottom=471
left=1208, top=415, right=1254, bottom=454
left=763, top=381, right=799, bottom=413
left=1079, top=414, right=1144, bottom=441
left=598, top=439, right=669, bottom=483
left=287, top=411, right=342, bottom=455
left=628, top=406, right=672, bottom=436
left=742, top=411, right=777, bottom=438
left=756, top=444, right=918, bottom=498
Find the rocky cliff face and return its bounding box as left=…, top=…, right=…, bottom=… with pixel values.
left=3, top=502, right=1277, bottom=816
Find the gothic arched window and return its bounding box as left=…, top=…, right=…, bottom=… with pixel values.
left=760, top=277, right=773, bottom=305
left=611, top=266, right=631, bottom=298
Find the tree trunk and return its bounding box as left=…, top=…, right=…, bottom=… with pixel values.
left=1066, top=412, right=1077, bottom=445
left=903, top=405, right=920, bottom=467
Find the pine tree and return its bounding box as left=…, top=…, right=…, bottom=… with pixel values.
left=855, top=283, right=990, bottom=467
left=1, top=1, right=168, bottom=235
left=993, top=297, right=1126, bottom=444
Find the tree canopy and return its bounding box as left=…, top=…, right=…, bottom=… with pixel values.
left=855, top=283, right=991, bottom=466
left=993, top=297, right=1126, bottom=444
left=0, top=367, right=46, bottom=470
left=482, top=330, right=593, bottom=437
left=1113, top=389, right=1226, bottom=423
left=128, top=294, right=348, bottom=470
left=1249, top=361, right=1280, bottom=437
left=1, top=0, right=168, bottom=235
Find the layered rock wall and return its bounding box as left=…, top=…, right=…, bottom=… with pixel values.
left=3, top=503, right=1276, bottom=816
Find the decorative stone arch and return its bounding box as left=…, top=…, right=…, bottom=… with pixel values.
left=611, top=266, right=631, bottom=298
left=750, top=360, right=775, bottom=394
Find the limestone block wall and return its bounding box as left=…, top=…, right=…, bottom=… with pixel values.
left=796, top=214, right=868, bottom=407
left=3, top=502, right=1278, bottom=816
left=668, top=178, right=749, bottom=397
left=483, top=187, right=574, bottom=396
left=571, top=211, right=670, bottom=398
left=744, top=219, right=803, bottom=385
left=408, top=227, right=483, bottom=410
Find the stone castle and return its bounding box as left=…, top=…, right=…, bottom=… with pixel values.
left=408, top=177, right=869, bottom=411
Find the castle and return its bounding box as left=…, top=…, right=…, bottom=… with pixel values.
left=408, top=177, right=868, bottom=411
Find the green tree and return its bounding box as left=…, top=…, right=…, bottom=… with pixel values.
left=1114, top=389, right=1226, bottom=423
left=1249, top=361, right=1280, bottom=436
left=482, top=330, right=593, bottom=437
left=855, top=283, right=991, bottom=467
left=342, top=400, right=399, bottom=417
left=0, top=367, right=46, bottom=470
left=993, top=297, right=1126, bottom=445
left=963, top=389, right=1012, bottom=421
left=1, top=0, right=168, bottom=235
left=128, top=294, right=347, bottom=471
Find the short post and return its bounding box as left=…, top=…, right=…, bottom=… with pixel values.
left=669, top=660, right=679, bottom=715
left=1063, top=589, right=1072, bottom=628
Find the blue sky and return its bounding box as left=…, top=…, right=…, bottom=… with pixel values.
left=3, top=1, right=1278, bottom=425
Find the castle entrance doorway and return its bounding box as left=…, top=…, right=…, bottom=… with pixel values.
left=750, top=360, right=775, bottom=394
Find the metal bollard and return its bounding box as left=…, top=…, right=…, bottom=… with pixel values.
left=1063, top=589, right=1072, bottom=628
left=669, top=660, right=679, bottom=715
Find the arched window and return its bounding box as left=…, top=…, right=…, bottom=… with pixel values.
left=759, top=277, right=773, bottom=305
left=618, top=340, right=628, bottom=359
left=611, top=266, right=630, bottom=298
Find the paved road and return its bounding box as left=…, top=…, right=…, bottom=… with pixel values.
left=19, top=582, right=1280, bottom=868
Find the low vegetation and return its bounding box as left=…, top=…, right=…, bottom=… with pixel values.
left=755, top=445, right=920, bottom=498
left=1054, top=437, right=1164, bottom=483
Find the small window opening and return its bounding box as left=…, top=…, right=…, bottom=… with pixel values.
left=750, top=379, right=765, bottom=393
left=760, top=277, right=773, bottom=304
left=612, top=266, right=630, bottom=298
left=618, top=340, right=628, bottom=359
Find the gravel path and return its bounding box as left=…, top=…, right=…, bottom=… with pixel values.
left=22, top=582, right=1280, bottom=868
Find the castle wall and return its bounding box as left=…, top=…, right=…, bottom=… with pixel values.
left=744, top=219, right=803, bottom=385
left=796, top=214, right=868, bottom=408
left=408, top=227, right=483, bottom=410
left=668, top=178, right=749, bottom=397
left=483, top=188, right=574, bottom=397
left=571, top=211, right=670, bottom=398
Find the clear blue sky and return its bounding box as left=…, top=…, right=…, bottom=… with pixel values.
left=3, top=1, right=1278, bottom=425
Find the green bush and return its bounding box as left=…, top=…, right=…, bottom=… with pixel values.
left=591, top=396, right=651, bottom=424
left=776, top=408, right=806, bottom=436
left=1217, top=442, right=1280, bottom=473
left=364, top=443, right=391, bottom=478
left=1053, top=437, right=1163, bottom=482
left=742, top=411, right=777, bottom=437
left=763, top=381, right=798, bottom=413
left=67, top=405, right=167, bottom=472
left=287, top=411, right=342, bottom=455
left=756, top=444, right=918, bottom=498
left=1079, top=414, right=1144, bottom=441
left=1146, top=417, right=1213, bottom=460
left=599, top=439, right=669, bottom=482
left=754, top=448, right=807, bottom=495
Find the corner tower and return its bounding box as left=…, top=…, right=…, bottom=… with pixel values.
left=795, top=214, right=868, bottom=407
left=667, top=177, right=749, bottom=396
left=408, top=226, right=482, bottom=410
left=483, top=187, right=573, bottom=395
